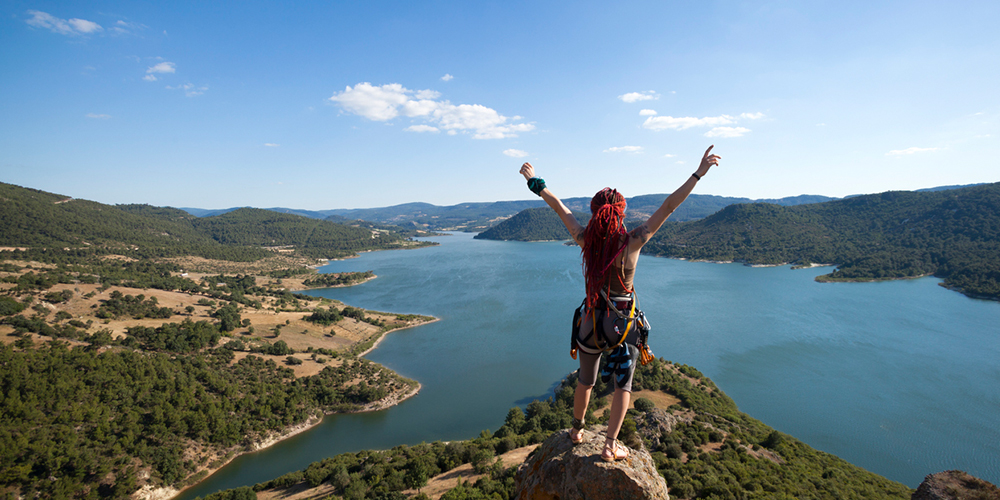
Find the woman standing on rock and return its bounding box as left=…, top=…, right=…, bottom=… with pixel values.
left=519, top=146, right=720, bottom=461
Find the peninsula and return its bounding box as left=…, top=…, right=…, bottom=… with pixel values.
left=0, top=182, right=437, bottom=498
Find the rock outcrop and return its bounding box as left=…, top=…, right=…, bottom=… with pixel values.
left=911, top=470, right=1000, bottom=500
left=514, top=425, right=669, bottom=500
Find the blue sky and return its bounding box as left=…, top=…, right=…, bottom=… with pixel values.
left=2, top=1, right=998, bottom=210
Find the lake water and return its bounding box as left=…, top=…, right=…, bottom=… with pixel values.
left=180, top=232, right=1000, bottom=499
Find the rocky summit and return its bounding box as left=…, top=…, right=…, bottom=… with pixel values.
left=515, top=425, right=669, bottom=500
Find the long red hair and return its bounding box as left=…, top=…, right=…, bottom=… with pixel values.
left=582, top=188, right=628, bottom=308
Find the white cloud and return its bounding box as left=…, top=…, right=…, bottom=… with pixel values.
left=663, top=154, right=675, bottom=158
left=441, top=74, right=454, bottom=81
left=705, top=127, right=751, bottom=138
left=69, top=18, right=101, bottom=33
left=166, top=83, right=207, bottom=97
left=886, top=147, right=939, bottom=156
left=329, top=82, right=534, bottom=139
left=147, top=62, right=176, bottom=75
left=604, top=146, right=644, bottom=153
left=264, top=143, right=280, bottom=147
left=619, top=91, right=659, bottom=103
left=111, top=19, right=144, bottom=35
left=405, top=125, right=440, bottom=133
left=639, top=109, right=658, bottom=116
left=643, top=115, right=736, bottom=131
left=503, top=149, right=529, bottom=158
left=642, top=112, right=763, bottom=137
left=86, top=113, right=111, bottom=119
left=143, top=74, right=158, bottom=82
left=26, top=10, right=103, bottom=35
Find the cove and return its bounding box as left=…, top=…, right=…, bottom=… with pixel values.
left=179, top=232, right=1000, bottom=499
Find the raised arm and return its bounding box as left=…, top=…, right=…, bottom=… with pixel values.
left=519, top=162, right=585, bottom=246
left=628, top=145, right=721, bottom=250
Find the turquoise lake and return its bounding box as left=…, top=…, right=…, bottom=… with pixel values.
left=180, top=232, right=1000, bottom=499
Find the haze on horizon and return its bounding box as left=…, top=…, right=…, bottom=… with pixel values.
left=1, top=1, right=998, bottom=210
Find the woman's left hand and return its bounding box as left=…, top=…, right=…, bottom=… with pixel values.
left=519, top=162, right=536, bottom=181
left=696, top=145, right=721, bottom=177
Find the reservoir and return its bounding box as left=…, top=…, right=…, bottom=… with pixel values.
left=180, top=232, right=1000, bottom=498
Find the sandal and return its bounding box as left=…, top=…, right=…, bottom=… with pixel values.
left=570, top=418, right=585, bottom=444
left=602, top=439, right=629, bottom=462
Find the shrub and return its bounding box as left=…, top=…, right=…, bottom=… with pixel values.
left=634, top=397, right=655, bottom=412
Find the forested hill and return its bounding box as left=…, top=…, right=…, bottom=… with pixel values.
left=473, top=208, right=585, bottom=241
left=644, top=182, right=1000, bottom=300
left=0, top=182, right=416, bottom=260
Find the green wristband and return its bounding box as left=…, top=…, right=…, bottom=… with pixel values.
left=527, top=177, right=546, bottom=196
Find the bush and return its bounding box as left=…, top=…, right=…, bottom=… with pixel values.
left=633, top=397, right=655, bottom=412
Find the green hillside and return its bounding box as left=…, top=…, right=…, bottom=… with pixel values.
left=205, top=358, right=913, bottom=500
left=0, top=183, right=419, bottom=261
left=473, top=208, right=587, bottom=241
left=644, top=182, right=1000, bottom=300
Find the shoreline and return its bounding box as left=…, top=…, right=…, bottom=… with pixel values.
left=288, top=273, right=379, bottom=292
left=157, top=379, right=425, bottom=500
left=148, top=314, right=436, bottom=500
left=357, top=317, right=441, bottom=358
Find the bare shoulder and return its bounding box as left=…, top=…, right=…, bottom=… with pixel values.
left=569, top=226, right=585, bottom=245
left=629, top=223, right=652, bottom=244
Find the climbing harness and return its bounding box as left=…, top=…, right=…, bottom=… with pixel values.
left=570, top=288, right=654, bottom=368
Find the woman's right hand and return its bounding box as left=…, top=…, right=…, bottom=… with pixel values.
left=695, top=145, right=721, bottom=177
left=519, top=162, right=536, bottom=181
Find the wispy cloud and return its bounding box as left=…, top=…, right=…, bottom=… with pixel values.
left=604, top=146, right=643, bottom=153
left=264, top=143, right=280, bottom=147
left=26, top=10, right=103, bottom=35
left=329, top=82, right=534, bottom=140
left=639, top=109, right=658, bottom=116
left=441, top=74, right=454, bottom=81
left=111, top=19, right=145, bottom=36
left=618, top=91, right=659, bottom=103
left=663, top=154, right=675, bottom=158
left=166, top=83, right=207, bottom=97
left=886, top=147, right=939, bottom=156
left=144, top=61, right=176, bottom=82
left=86, top=113, right=111, bottom=119
left=503, top=149, right=529, bottom=158
left=643, top=112, right=763, bottom=137
left=405, top=125, right=440, bottom=133
left=705, top=127, right=751, bottom=138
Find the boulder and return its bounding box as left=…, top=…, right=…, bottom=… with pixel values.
left=515, top=425, right=669, bottom=500
left=912, top=470, right=1000, bottom=500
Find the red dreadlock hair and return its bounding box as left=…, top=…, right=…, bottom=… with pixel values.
left=582, top=188, right=628, bottom=308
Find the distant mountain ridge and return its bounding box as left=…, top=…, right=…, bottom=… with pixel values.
left=178, top=184, right=985, bottom=230
left=180, top=192, right=847, bottom=232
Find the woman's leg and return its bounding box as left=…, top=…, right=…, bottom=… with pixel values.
left=602, top=387, right=631, bottom=461
left=605, top=387, right=631, bottom=440
left=574, top=383, right=593, bottom=421
left=572, top=350, right=601, bottom=442
left=570, top=383, right=592, bottom=442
